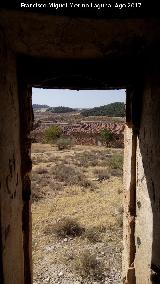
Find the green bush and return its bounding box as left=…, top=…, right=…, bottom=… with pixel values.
left=47, top=106, right=76, bottom=113
left=100, top=129, right=114, bottom=146
left=44, top=126, right=62, bottom=143
left=81, top=102, right=125, bottom=117
left=56, top=137, right=73, bottom=150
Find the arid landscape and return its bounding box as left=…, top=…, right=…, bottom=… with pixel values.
left=32, top=142, right=123, bottom=284
left=32, top=104, right=125, bottom=148
left=31, top=103, right=124, bottom=284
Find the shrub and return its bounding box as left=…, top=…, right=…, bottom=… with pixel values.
left=31, top=168, right=64, bottom=202
left=44, top=217, right=85, bottom=238
left=84, top=225, right=106, bottom=243
left=100, top=129, right=114, bottom=146
left=31, top=181, right=46, bottom=202
left=44, top=125, right=62, bottom=143
left=51, top=164, right=94, bottom=188
left=56, top=137, right=73, bottom=150
left=34, top=167, right=48, bottom=174
left=111, top=168, right=122, bottom=177
left=94, top=168, right=111, bottom=182
left=75, top=250, right=105, bottom=281
left=109, top=154, right=123, bottom=170
left=49, top=180, right=64, bottom=192
left=73, top=151, right=98, bottom=167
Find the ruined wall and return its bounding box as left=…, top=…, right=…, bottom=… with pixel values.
left=1, top=9, right=160, bottom=284
left=122, top=80, right=160, bottom=284
left=18, top=82, right=33, bottom=284
left=123, top=126, right=136, bottom=284
left=135, top=76, right=160, bottom=283
left=0, top=30, right=24, bottom=282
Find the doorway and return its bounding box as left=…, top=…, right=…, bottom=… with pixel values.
left=31, top=88, right=126, bottom=283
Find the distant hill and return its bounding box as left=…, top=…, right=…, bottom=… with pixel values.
left=33, top=104, right=49, bottom=109
left=47, top=106, right=77, bottom=113
left=81, top=102, right=125, bottom=117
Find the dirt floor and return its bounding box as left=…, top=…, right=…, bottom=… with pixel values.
left=31, top=143, right=123, bottom=284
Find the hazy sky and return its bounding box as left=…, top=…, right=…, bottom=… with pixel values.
left=32, top=88, right=126, bottom=108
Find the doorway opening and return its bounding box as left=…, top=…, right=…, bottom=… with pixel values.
left=31, top=88, right=126, bottom=283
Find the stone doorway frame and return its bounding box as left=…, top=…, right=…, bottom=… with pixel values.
left=17, top=57, right=140, bottom=284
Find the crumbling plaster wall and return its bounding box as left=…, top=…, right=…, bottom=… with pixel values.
left=135, top=76, right=160, bottom=284
left=0, top=10, right=160, bottom=60
left=123, top=76, right=160, bottom=284
left=0, top=30, right=24, bottom=282
left=1, top=9, right=160, bottom=284
left=123, top=125, right=136, bottom=284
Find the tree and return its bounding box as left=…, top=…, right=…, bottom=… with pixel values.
left=81, top=102, right=125, bottom=117
left=44, top=126, right=62, bottom=143
left=100, top=129, right=114, bottom=147
left=46, top=106, right=76, bottom=113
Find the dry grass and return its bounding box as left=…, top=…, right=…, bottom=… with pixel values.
left=50, top=163, right=94, bottom=189
left=75, top=250, right=105, bottom=282
left=83, top=225, right=106, bottom=243
left=31, top=143, right=123, bottom=282
left=93, top=168, right=111, bottom=182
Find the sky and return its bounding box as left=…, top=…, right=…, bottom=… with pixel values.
left=32, top=88, right=126, bottom=108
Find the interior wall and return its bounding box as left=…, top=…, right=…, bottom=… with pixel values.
left=123, top=88, right=137, bottom=284
left=18, top=80, right=33, bottom=284
left=0, top=31, right=24, bottom=283
left=135, top=75, right=160, bottom=283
